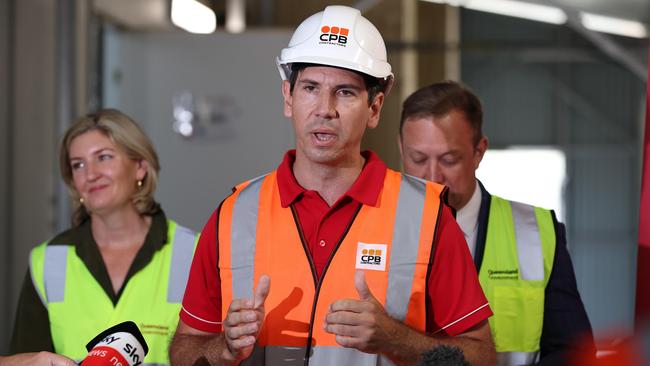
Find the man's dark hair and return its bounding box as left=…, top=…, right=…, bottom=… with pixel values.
left=288, top=63, right=384, bottom=105
left=400, top=80, right=483, bottom=146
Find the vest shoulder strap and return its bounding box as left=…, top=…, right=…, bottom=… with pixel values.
left=30, top=243, right=70, bottom=305
left=167, top=220, right=199, bottom=303
left=490, top=195, right=556, bottom=283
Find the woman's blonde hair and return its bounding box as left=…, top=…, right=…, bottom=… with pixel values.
left=60, top=109, right=160, bottom=226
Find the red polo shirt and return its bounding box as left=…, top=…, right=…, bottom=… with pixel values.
left=180, top=150, right=491, bottom=337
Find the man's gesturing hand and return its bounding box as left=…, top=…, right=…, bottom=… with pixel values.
left=223, top=275, right=271, bottom=361
left=324, top=270, right=401, bottom=354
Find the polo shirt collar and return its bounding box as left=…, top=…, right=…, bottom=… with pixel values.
left=277, top=149, right=387, bottom=208
left=71, top=209, right=168, bottom=255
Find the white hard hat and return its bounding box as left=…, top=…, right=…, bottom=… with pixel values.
left=277, top=5, right=394, bottom=95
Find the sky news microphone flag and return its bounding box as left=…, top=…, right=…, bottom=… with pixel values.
left=81, top=321, right=148, bottom=366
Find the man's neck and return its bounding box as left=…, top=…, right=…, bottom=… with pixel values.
left=293, top=153, right=365, bottom=206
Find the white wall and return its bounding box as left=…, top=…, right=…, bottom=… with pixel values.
left=103, top=29, right=295, bottom=230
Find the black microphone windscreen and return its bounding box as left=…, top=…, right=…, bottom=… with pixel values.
left=418, top=345, right=469, bottom=366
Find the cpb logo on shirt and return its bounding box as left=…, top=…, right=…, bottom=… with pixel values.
left=356, top=243, right=388, bottom=271
left=319, top=25, right=349, bottom=45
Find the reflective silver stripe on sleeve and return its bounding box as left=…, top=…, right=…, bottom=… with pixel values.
left=510, top=201, right=544, bottom=281
left=167, top=224, right=197, bottom=303
left=29, top=249, right=47, bottom=306
left=43, top=245, right=69, bottom=302
left=497, top=350, right=539, bottom=366
left=385, top=174, right=426, bottom=321
left=231, top=174, right=267, bottom=300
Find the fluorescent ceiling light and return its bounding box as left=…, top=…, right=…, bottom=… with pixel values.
left=419, top=0, right=649, bottom=39
left=581, top=12, right=648, bottom=39
left=420, top=0, right=566, bottom=24
left=171, top=0, right=216, bottom=34
left=464, top=0, right=566, bottom=24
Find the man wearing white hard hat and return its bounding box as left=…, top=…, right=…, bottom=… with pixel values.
left=170, top=5, right=496, bottom=366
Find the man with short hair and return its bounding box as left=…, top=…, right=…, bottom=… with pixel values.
left=398, top=81, right=596, bottom=365
left=170, top=6, right=495, bottom=366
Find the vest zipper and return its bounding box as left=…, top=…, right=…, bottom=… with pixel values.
left=290, top=203, right=362, bottom=366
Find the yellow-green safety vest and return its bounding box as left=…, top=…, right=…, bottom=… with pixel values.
left=478, top=196, right=556, bottom=366
left=30, top=220, right=197, bottom=366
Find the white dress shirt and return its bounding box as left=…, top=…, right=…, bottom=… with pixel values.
left=456, top=180, right=482, bottom=258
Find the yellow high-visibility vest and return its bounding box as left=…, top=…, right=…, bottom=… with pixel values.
left=30, top=220, right=197, bottom=366
left=479, top=196, right=556, bottom=365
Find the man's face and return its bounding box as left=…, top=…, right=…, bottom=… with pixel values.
left=399, top=110, right=487, bottom=210
left=282, top=66, right=383, bottom=167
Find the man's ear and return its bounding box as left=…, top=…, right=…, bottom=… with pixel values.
left=367, top=93, right=385, bottom=129
left=474, top=135, right=489, bottom=169
left=282, top=80, right=293, bottom=118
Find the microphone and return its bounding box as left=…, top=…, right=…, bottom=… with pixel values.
left=418, top=345, right=469, bottom=366
left=80, top=321, right=149, bottom=366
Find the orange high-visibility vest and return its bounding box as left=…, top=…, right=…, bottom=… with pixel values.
left=218, top=169, right=445, bottom=365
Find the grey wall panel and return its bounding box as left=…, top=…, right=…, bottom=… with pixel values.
left=572, top=236, right=637, bottom=334
left=464, top=61, right=556, bottom=146
left=104, top=30, right=294, bottom=230
left=570, top=152, right=634, bottom=233
left=568, top=151, right=638, bottom=334
left=569, top=64, right=644, bottom=144
left=0, top=0, right=12, bottom=355
left=3, top=0, right=59, bottom=351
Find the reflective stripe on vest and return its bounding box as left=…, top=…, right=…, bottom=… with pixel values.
left=243, top=345, right=394, bottom=366
left=231, top=173, right=267, bottom=300
left=511, top=201, right=543, bottom=281
left=43, top=245, right=69, bottom=302
left=223, top=170, right=441, bottom=365
left=168, top=225, right=198, bottom=302
left=30, top=220, right=198, bottom=365
left=385, top=175, right=425, bottom=321
left=479, top=196, right=556, bottom=365
left=497, top=351, right=538, bottom=366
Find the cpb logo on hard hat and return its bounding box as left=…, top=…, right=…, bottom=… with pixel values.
left=319, top=25, right=349, bottom=46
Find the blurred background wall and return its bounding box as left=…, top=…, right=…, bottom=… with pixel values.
left=1, top=0, right=648, bottom=356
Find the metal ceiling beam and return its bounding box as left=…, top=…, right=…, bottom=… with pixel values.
left=353, top=0, right=383, bottom=13
left=549, top=0, right=647, bottom=81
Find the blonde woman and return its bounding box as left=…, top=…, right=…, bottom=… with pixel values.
left=11, top=109, right=198, bottom=365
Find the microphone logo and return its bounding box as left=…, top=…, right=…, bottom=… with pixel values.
left=82, top=321, right=149, bottom=366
